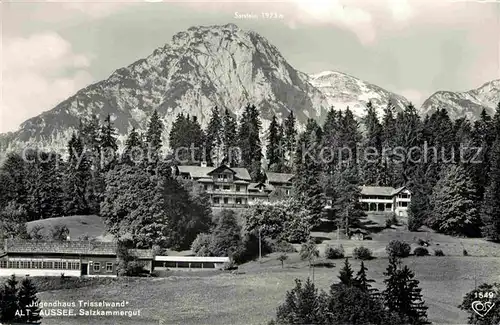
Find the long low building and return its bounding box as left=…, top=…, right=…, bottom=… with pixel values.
left=0, top=240, right=153, bottom=277
left=154, top=256, right=230, bottom=270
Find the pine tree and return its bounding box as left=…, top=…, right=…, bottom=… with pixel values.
left=238, top=104, right=263, bottom=180
left=334, top=164, right=366, bottom=234
left=0, top=153, right=28, bottom=212
left=123, top=127, right=142, bottom=164
left=362, top=101, right=383, bottom=185
left=223, top=109, right=239, bottom=166
left=293, top=119, right=324, bottom=225
left=267, top=115, right=281, bottom=172
left=407, top=165, right=433, bottom=231
left=355, top=261, right=376, bottom=293
left=471, top=109, right=494, bottom=200
left=63, top=133, right=90, bottom=215
left=145, top=110, right=164, bottom=172
left=481, top=137, right=500, bottom=241
left=99, top=113, right=118, bottom=171
left=429, top=164, right=481, bottom=237
left=205, top=106, right=224, bottom=166
left=383, top=257, right=429, bottom=325
left=275, top=278, right=327, bottom=325
left=1, top=275, right=18, bottom=323
left=17, top=277, right=42, bottom=324
left=283, top=111, right=297, bottom=172
left=339, top=107, right=361, bottom=164
left=381, top=101, right=397, bottom=186
left=338, top=257, right=355, bottom=286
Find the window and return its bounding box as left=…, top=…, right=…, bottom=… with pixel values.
left=204, top=184, right=208, bottom=191
left=223, top=197, right=229, bottom=204
left=69, top=262, right=80, bottom=270
left=42, top=261, right=53, bottom=269
left=214, top=185, right=220, bottom=191
left=106, top=262, right=113, bottom=272
left=54, top=262, right=62, bottom=269
left=400, top=202, right=408, bottom=207
left=236, top=185, right=241, bottom=192
left=93, top=262, right=101, bottom=272
left=213, top=197, right=220, bottom=204
left=32, top=261, right=42, bottom=269
left=236, top=198, right=242, bottom=204
left=0, top=260, right=7, bottom=268
left=223, top=185, right=230, bottom=190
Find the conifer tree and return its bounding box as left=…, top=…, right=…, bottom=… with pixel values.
left=338, top=257, right=355, bottom=286
left=283, top=111, right=297, bottom=172
left=471, top=108, right=494, bottom=199
left=334, top=164, right=366, bottom=233
left=64, top=133, right=90, bottom=215
left=1, top=275, right=19, bottom=323
left=429, top=164, right=481, bottom=237
left=383, top=257, right=429, bottom=325
left=362, top=101, right=383, bottom=185
left=381, top=101, right=397, bottom=186
left=267, top=115, right=281, bottom=172
left=205, top=106, right=224, bottom=166
left=145, top=109, right=164, bottom=172
left=481, top=137, right=500, bottom=241
left=322, top=108, right=340, bottom=173
left=293, top=119, right=324, bottom=224
left=274, top=278, right=328, bottom=325
left=99, top=113, right=118, bottom=171
left=223, top=109, right=239, bottom=166
left=17, top=277, right=42, bottom=324
left=123, top=127, right=142, bottom=164
left=0, top=153, right=28, bottom=211
left=238, top=104, right=262, bottom=180
left=355, top=261, right=376, bottom=293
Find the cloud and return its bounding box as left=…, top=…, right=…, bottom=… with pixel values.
left=1, top=32, right=94, bottom=133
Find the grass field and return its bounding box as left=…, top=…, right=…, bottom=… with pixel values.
left=31, top=220, right=500, bottom=325
left=9, top=214, right=500, bottom=324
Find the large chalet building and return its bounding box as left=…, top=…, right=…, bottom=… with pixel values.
left=173, top=163, right=412, bottom=215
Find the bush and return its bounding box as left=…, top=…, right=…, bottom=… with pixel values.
left=266, top=239, right=297, bottom=253
left=191, top=233, right=212, bottom=256
left=385, top=213, right=398, bottom=228
left=413, top=247, right=429, bottom=256
left=434, top=249, right=445, bottom=256
left=463, top=249, right=468, bottom=256
left=353, top=246, right=373, bottom=260
left=324, top=244, right=345, bottom=259
left=386, top=240, right=411, bottom=258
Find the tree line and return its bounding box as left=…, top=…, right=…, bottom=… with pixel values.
left=1, top=100, right=499, bottom=246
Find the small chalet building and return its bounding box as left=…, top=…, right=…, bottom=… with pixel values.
left=0, top=240, right=153, bottom=277
left=359, top=186, right=412, bottom=217
left=264, top=172, right=294, bottom=197
left=349, top=228, right=368, bottom=240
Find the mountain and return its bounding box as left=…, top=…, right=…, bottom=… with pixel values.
left=0, top=23, right=330, bottom=158
left=0, top=24, right=411, bottom=160
left=309, top=70, right=410, bottom=118
left=421, top=79, right=500, bottom=120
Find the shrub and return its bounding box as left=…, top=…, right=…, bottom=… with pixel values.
left=434, top=249, right=445, bottom=256
left=413, top=247, right=429, bottom=256
left=277, top=253, right=288, bottom=268
left=385, top=213, right=398, bottom=228
left=324, top=244, right=345, bottom=259
left=386, top=240, right=411, bottom=258
left=266, top=239, right=297, bottom=253
left=463, top=249, right=468, bottom=256
left=353, top=246, right=373, bottom=260
left=191, top=233, right=212, bottom=256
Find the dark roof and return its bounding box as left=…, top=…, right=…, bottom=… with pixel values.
left=350, top=228, right=368, bottom=234
left=4, top=240, right=117, bottom=256
left=129, top=249, right=154, bottom=260
left=177, top=165, right=251, bottom=181
left=266, top=172, right=294, bottom=184
left=248, top=182, right=273, bottom=192
left=392, top=186, right=411, bottom=195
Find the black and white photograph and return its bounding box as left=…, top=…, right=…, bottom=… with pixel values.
left=0, top=0, right=499, bottom=324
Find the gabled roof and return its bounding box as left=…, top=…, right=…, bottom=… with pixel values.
left=4, top=240, right=117, bottom=256
left=266, top=172, right=294, bottom=184
left=360, top=186, right=396, bottom=196
left=248, top=182, right=273, bottom=192
left=129, top=249, right=155, bottom=260
left=391, top=186, right=411, bottom=195
left=177, top=165, right=251, bottom=181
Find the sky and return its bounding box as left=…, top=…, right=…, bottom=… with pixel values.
left=1, top=0, right=500, bottom=133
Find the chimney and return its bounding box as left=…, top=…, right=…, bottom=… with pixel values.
left=201, top=161, right=207, bottom=167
